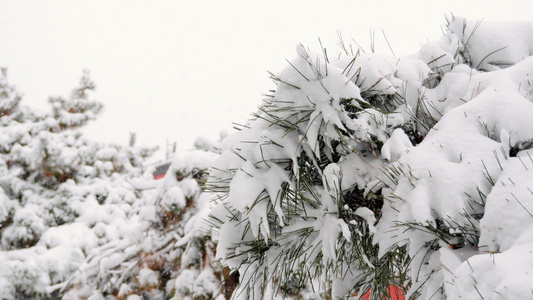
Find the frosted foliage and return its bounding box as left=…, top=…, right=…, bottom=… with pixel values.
left=2, top=16, right=533, bottom=300
left=208, top=16, right=533, bottom=300
left=380, top=128, right=412, bottom=162
left=56, top=148, right=219, bottom=300
left=447, top=17, right=533, bottom=71
left=161, top=186, right=186, bottom=213
left=137, top=268, right=160, bottom=288
left=479, top=153, right=533, bottom=252
left=0, top=69, right=21, bottom=117
left=372, top=18, right=533, bottom=300
left=48, top=70, right=103, bottom=129
left=442, top=151, right=533, bottom=299
left=2, top=204, right=46, bottom=250
left=170, top=149, right=219, bottom=176
left=208, top=28, right=431, bottom=298
left=0, top=277, right=15, bottom=300
left=180, top=244, right=201, bottom=267
left=0, top=71, right=161, bottom=299
left=175, top=269, right=198, bottom=295
left=193, top=268, right=220, bottom=298
left=0, top=191, right=13, bottom=224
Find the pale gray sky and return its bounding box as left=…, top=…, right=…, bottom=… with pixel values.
left=0, top=0, right=530, bottom=160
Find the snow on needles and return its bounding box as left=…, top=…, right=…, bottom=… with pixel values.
left=208, top=16, right=533, bottom=299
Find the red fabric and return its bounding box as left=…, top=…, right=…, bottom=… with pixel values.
left=361, top=285, right=404, bottom=300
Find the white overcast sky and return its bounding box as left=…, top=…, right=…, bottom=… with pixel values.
left=0, top=0, right=531, bottom=160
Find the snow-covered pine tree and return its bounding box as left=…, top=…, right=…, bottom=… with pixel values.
left=48, top=69, right=103, bottom=131
left=207, top=34, right=431, bottom=300
left=0, top=70, right=157, bottom=299
left=207, top=16, right=533, bottom=299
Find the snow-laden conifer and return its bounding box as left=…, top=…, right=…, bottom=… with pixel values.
left=207, top=36, right=431, bottom=300
left=207, top=16, right=533, bottom=299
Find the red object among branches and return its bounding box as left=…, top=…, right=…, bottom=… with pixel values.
left=153, top=162, right=171, bottom=180
left=361, top=285, right=404, bottom=300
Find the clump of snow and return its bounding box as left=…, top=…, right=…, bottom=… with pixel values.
left=161, top=186, right=186, bottom=213
left=355, top=207, right=377, bottom=234
left=117, top=283, right=132, bottom=299
left=448, top=17, right=533, bottom=71
left=137, top=268, right=160, bottom=288
left=370, top=16, right=533, bottom=299
left=380, top=128, right=412, bottom=162
left=1, top=204, right=46, bottom=250
left=193, top=267, right=220, bottom=298
left=174, top=269, right=198, bottom=295
left=169, top=149, right=219, bottom=177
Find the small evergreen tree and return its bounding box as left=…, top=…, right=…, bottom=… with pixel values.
left=48, top=69, right=103, bottom=131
